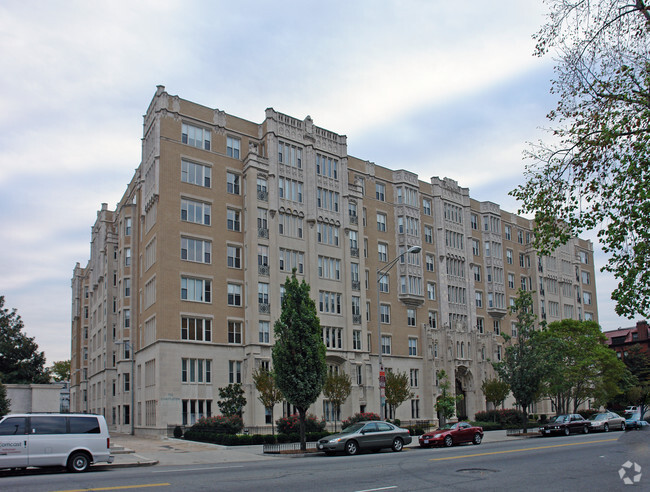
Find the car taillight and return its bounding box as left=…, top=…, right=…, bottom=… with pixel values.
left=107, top=437, right=110, bottom=449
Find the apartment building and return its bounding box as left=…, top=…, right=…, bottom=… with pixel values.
left=70, top=86, right=598, bottom=434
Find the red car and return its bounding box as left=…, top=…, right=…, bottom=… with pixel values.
left=419, top=422, right=484, bottom=448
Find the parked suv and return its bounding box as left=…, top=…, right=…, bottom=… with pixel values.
left=0, top=413, right=114, bottom=472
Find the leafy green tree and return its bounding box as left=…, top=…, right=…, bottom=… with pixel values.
left=493, top=290, right=547, bottom=433
left=538, top=319, right=629, bottom=413
left=0, top=296, right=50, bottom=384
left=435, top=369, right=462, bottom=428
left=217, top=383, right=247, bottom=418
left=49, top=360, right=70, bottom=382
left=272, top=271, right=327, bottom=451
left=384, top=370, right=413, bottom=421
left=512, top=0, right=650, bottom=318
left=622, top=345, right=650, bottom=421
left=322, top=371, right=352, bottom=431
left=252, top=368, right=283, bottom=435
left=0, top=381, right=10, bottom=417
left=481, top=377, right=510, bottom=412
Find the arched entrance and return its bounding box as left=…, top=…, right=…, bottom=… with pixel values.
left=455, top=366, right=473, bottom=420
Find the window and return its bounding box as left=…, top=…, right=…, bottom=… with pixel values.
left=428, top=311, right=437, bottom=328
left=124, top=247, right=131, bottom=266
left=424, top=225, right=433, bottom=243
left=473, top=265, right=481, bottom=282
left=227, top=283, right=242, bottom=306
left=484, top=241, right=491, bottom=257
left=579, top=251, right=589, bottom=264
left=229, top=361, right=242, bottom=384
left=475, top=291, right=483, bottom=308
left=279, top=141, right=303, bottom=168
left=124, top=373, right=130, bottom=392
left=378, top=243, right=388, bottom=262
left=408, top=338, right=417, bottom=356
left=504, top=225, right=512, bottom=240
left=227, top=209, right=241, bottom=231
left=423, top=198, right=432, bottom=215
left=258, top=283, right=270, bottom=305
left=181, top=277, right=211, bottom=303
left=227, top=245, right=241, bottom=268
left=375, top=182, right=385, bottom=201
left=377, top=213, right=387, bottom=232
left=181, top=198, right=211, bottom=225
left=227, top=137, right=240, bottom=159
left=583, top=291, right=592, bottom=305
left=425, top=254, right=435, bottom=272
left=471, top=214, right=478, bottom=230
left=279, top=177, right=303, bottom=203
left=581, top=271, right=590, bottom=285
left=317, top=187, right=340, bottom=211
left=182, top=123, right=210, bottom=150
left=279, top=248, right=304, bottom=273
left=181, top=237, right=211, bottom=264
left=318, top=291, right=342, bottom=314
left=472, top=239, right=480, bottom=256
left=181, top=358, right=212, bottom=384
left=125, top=217, right=132, bottom=236
left=228, top=321, right=242, bottom=344
left=508, top=273, right=515, bottom=289
left=506, top=249, right=513, bottom=264
left=380, top=304, right=390, bottom=324
left=477, top=317, right=484, bottom=333
left=518, top=229, right=524, bottom=244
left=182, top=160, right=211, bottom=188
left=278, top=213, right=303, bottom=239
left=124, top=278, right=131, bottom=297
left=407, top=309, right=416, bottom=327
left=181, top=317, right=212, bottom=342
left=427, top=282, right=436, bottom=300
left=353, top=330, right=362, bottom=350
left=226, top=172, right=240, bottom=194
left=318, top=256, right=341, bottom=280
left=257, top=208, right=268, bottom=233
left=315, top=153, right=337, bottom=177
left=259, top=321, right=270, bottom=343
left=124, top=309, right=130, bottom=328
left=381, top=335, right=391, bottom=355
left=317, top=222, right=339, bottom=245
left=323, top=327, right=343, bottom=349
left=493, top=320, right=501, bottom=335
left=379, top=274, right=389, bottom=293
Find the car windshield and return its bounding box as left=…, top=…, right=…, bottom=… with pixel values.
left=590, top=414, right=607, bottom=421
left=440, top=423, right=458, bottom=430
left=552, top=415, right=569, bottom=423
left=340, top=423, right=365, bottom=434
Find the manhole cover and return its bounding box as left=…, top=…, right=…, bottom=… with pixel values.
left=457, top=468, right=498, bottom=475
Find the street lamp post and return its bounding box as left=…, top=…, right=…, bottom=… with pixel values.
left=376, top=245, right=421, bottom=420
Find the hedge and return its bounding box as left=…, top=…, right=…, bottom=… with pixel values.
left=276, top=414, right=326, bottom=434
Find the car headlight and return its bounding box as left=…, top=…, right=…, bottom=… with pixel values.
left=434, top=433, right=442, bottom=438
left=329, top=437, right=343, bottom=443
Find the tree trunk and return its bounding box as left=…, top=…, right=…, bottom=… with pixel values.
left=270, top=407, right=275, bottom=436
left=522, top=406, right=529, bottom=434
left=298, top=408, right=307, bottom=451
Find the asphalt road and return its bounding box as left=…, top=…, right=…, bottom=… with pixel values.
left=1, top=432, right=648, bottom=491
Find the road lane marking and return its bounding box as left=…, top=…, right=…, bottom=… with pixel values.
left=429, top=438, right=617, bottom=461
left=355, top=487, right=398, bottom=492
left=52, top=484, right=170, bottom=492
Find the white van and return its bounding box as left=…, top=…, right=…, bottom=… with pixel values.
left=0, top=413, right=114, bottom=472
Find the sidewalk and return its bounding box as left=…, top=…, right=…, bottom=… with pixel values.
left=103, top=429, right=534, bottom=469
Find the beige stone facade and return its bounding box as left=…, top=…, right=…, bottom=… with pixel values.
left=70, top=86, right=599, bottom=434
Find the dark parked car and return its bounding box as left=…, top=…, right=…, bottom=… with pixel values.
left=587, top=412, right=626, bottom=432
left=539, top=414, right=589, bottom=436
left=317, top=421, right=412, bottom=456
left=418, top=422, right=484, bottom=448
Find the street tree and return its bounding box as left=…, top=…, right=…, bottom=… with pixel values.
left=481, top=377, right=510, bottom=411
left=384, top=370, right=413, bottom=421
left=322, top=371, right=352, bottom=431
left=622, top=345, right=650, bottom=421
left=0, top=381, right=10, bottom=417
left=435, top=369, right=462, bottom=428
left=512, top=0, right=650, bottom=318
left=49, top=360, right=71, bottom=382
left=217, top=383, right=246, bottom=418
left=272, top=271, right=327, bottom=451
left=538, top=319, right=629, bottom=413
left=0, top=296, right=50, bottom=384
left=493, top=290, right=548, bottom=432
left=252, top=368, right=283, bottom=435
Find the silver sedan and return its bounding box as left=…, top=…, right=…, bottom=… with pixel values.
left=317, top=421, right=412, bottom=456
left=588, top=412, right=626, bottom=432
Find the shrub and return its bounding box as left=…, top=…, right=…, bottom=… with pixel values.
left=173, top=425, right=183, bottom=438
left=471, top=421, right=502, bottom=431
left=276, top=414, right=326, bottom=434
left=474, top=409, right=526, bottom=426
left=263, top=434, right=277, bottom=445
left=251, top=434, right=265, bottom=445
left=190, top=415, right=244, bottom=435
left=407, top=426, right=424, bottom=436
left=341, top=412, right=380, bottom=428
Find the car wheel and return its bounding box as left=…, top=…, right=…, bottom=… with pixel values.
left=603, top=423, right=609, bottom=432
left=345, top=440, right=359, bottom=456
left=473, top=433, right=482, bottom=445
left=444, top=435, right=453, bottom=447
left=564, top=427, right=570, bottom=436
left=583, top=425, right=589, bottom=434
left=67, top=451, right=90, bottom=473
left=391, top=437, right=404, bottom=452
left=621, top=422, right=626, bottom=431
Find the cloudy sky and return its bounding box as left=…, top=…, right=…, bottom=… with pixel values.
left=0, top=0, right=636, bottom=365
